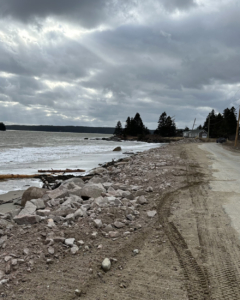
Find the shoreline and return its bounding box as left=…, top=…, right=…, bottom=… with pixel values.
left=4, top=138, right=240, bottom=300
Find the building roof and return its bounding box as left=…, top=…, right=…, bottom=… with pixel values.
left=185, top=129, right=207, bottom=133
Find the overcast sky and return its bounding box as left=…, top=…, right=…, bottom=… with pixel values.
left=0, top=0, right=240, bottom=129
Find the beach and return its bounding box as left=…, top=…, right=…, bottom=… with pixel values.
left=1, top=140, right=240, bottom=299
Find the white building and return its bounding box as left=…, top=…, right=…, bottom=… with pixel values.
left=183, top=129, right=207, bottom=138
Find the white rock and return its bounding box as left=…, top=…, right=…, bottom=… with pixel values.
left=147, top=210, right=157, bottom=218
left=133, top=249, right=139, bottom=255
left=71, top=246, right=79, bottom=254
left=65, top=238, right=75, bottom=247
left=101, top=258, right=111, bottom=272
left=93, top=219, right=103, bottom=228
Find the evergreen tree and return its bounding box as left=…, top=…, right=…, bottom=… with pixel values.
left=123, top=113, right=149, bottom=136
left=184, top=126, right=190, bottom=131
left=155, top=112, right=176, bottom=137
left=114, top=121, right=123, bottom=135
left=0, top=122, right=6, bottom=131
left=203, top=107, right=237, bottom=138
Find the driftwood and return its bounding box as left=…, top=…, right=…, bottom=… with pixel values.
left=0, top=174, right=42, bottom=180
left=38, top=169, right=85, bottom=173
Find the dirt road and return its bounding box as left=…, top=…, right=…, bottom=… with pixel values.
left=6, top=142, right=240, bottom=300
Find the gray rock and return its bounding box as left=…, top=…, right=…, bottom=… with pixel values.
left=61, top=177, right=85, bottom=188
left=146, top=186, right=153, bottom=192
left=30, top=199, right=45, bottom=209
left=79, top=184, right=105, bottom=199
left=0, top=236, right=7, bottom=247
left=23, top=248, right=29, bottom=255
left=104, top=224, right=113, bottom=232
left=65, top=213, right=75, bottom=222
left=147, top=210, right=157, bottom=218
left=47, top=188, right=69, bottom=200
left=65, top=238, right=75, bottom=247
left=93, top=219, right=103, bottom=228
left=101, top=258, right=111, bottom=271
left=88, top=176, right=105, bottom=184
left=103, top=182, right=113, bottom=189
left=114, top=221, right=125, bottom=228
left=36, top=209, right=51, bottom=217
left=109, top=231, right=120, bottom=238
left=81, top=204, right=91, bottom=211
left=48, top=247, right=55, bottom=255
left=68, top=188, right=83, bottom=198
left=126, top=214, right=134, bottom=221
left=74, top=208, right=87, bottom=218
left=19, top=201, right=37, bottom=216
left=122, top=191, right=134, bottom=200
left=94, top=197, right=109, bottom=207
left=9, top=208, right=21, bottom=219
left=138, top=196, right=147, bottom=205
left=21, top=187, right=47, bottom=207
left=13, top=215, right=40, bottom=225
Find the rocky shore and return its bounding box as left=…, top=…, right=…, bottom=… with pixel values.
left=0, top=138, right=201, bottom=299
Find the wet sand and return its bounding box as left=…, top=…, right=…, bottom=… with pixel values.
left=0, top=190, right=23, bottom=213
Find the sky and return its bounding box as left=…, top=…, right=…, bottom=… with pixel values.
left=0, top=0, right=240, bottom=130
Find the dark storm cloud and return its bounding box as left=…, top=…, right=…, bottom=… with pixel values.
left=0, top=0, right=109, bottom=27
left=0, top=0, right=239, bottom=129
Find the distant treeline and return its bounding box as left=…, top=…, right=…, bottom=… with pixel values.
left=6, top=125, right=115, bottom=134
left=114, top=112, right=176, bottom=137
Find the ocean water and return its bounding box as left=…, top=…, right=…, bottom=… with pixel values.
left=0, top=130, right=161, bottom=194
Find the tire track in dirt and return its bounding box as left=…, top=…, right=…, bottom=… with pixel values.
left=186, top=145, right=240, bottom=300
left=158, top=190, right=210, bottom=300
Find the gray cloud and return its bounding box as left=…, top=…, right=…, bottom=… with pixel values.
left=0, top=0, right=239, bottom=129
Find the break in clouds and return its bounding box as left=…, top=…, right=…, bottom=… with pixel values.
left=0, top=0, right=240, bottom=129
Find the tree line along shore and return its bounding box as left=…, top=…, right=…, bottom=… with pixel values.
left=1, top=106, right=238, bottom=140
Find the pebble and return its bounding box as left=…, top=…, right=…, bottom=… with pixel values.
left=71, top=246, right=79, bottom=255
left=23, top=248, right=29, bottom=255
left=133, top=249, right=139, bottom=255
left=101, top=258, right=111, bottom=272
left=114, top=221, right=125, bottom=228
left=75, top=289, right=82, bottom=297
left=48, top=247, right=55, bottom=255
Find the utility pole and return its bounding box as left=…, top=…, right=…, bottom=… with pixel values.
left=234, top=107, right=240, bottom=147
left=192, top=118, right=196, bottom=130
left=207, top=114, right=210, bottom=138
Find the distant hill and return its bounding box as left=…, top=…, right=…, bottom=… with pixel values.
left=6, top=125, right=115, bottom=134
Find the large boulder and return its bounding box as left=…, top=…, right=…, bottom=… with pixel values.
left=13, top=215, right=40, bottom=225
left=60, top=178, right=85, bottom=189
left=47, top=188, right=69, bottom=200
left=21, top=187, right=47, bottom=207
left=19, top=202, right=36, bottom=216
left=80, top=184, right=106, bottom=199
